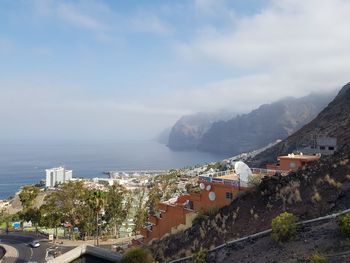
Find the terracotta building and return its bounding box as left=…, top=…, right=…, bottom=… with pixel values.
left=266, top=153, right=320, bottom=172
left=141, top=169, right=252, bottom=244
left=141, top=154, right=321, bottom=244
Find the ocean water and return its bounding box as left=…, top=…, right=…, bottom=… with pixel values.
left=0, top=140, right=226, bottom=200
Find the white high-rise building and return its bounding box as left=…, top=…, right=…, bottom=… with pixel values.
left=45, top=167, right=73, bottom=188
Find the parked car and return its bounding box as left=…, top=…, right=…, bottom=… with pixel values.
left=29, top=240, right=40, bottom=248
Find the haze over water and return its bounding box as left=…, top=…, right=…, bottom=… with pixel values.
left=0, top=140, right=226, bottom=200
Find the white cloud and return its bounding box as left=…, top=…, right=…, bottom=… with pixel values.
left=171, top=0, right=350, bottom=113
left=129, top=15, right=171, bottom=35
left=56, top=3, right=108, bottom=31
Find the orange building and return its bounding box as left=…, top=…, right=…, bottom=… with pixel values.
left=266, top=153, right=320, bottom=172
left=141, top=171, right=251, bottom=244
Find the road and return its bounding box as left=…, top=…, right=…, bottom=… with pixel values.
left=0, top=232, right=51, bottom=263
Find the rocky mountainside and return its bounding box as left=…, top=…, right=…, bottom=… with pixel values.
left=249, top=82, right=350, bottom=167
left=149, top=83, right=350, bottom=262
left=197, top=92, right=335, bottom=156
left=167, top=112, right=233, bottom=150
left=167, top=92, right=334, bottom=155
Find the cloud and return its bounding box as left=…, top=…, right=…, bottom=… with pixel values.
left=30, top=0, right=171, bottom=36
left=171, top=0, right=350, bottom=112
left=129, top=14, right=171, bottom=35
left=56, top=3, right=108, bottom=31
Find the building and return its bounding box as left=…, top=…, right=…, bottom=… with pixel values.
left=141, top=167, right=262, bottom=244
left=300, top=135, right=337, bottom=156
left=266, top=153, right=320, bottom=172
left=141, top=155, right=321, bottom=244
left=45, top=167, right=73, bottom=188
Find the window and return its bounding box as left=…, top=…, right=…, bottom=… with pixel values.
left=225, top=192, right=233, bottom=200
left=329, top=146, right=335, bottom=150
left=320, top=146, right=326, bottom=150
left=289, top=162, right=297, bottom=169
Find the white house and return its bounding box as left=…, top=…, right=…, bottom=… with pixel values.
left=45, top=166, right=73, bottom=188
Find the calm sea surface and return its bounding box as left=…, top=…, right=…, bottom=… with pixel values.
left=0, top=140, right=226, bottom=200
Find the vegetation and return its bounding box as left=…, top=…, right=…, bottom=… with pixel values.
left=19, top=185, right=39, bottom=209
left=271, top=212, right=297, bottom=242
left=120, top=247, right=154, bottom=263
left=338, top=213, right=350, bottom=237
left=105, top=185, right=132, bottom=238
left=309, top=251, right=326, bottom=263
left=132, top=187, right=148, bottom=235
left=192, top=212, right=208, bottom=226
left=205, top=162, right=227, bottom=172
left=193, top=249, right=208, bottom=263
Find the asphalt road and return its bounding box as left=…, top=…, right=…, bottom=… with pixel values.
left=0, top=232, right=51, bottom=263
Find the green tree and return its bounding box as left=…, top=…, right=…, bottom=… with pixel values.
left=87, top=190, right=107, bottom=246
left=19, top=207, right=41, bottom=234
left=132, top=187, right=147, bottom=235
left=19, top=185, right=40, bottom=209
left=105, top=185, right=132, bottom=238
left=146, top=185, right=162, bottom=216
left=40, top=192, right=64, bottom=242
left=43, top=181, right=90, bottom=240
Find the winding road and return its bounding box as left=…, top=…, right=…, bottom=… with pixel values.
left=0, top=232, right=51, bottom=263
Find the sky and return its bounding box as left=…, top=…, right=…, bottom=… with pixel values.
left=1, top=0, right=350, bottom=141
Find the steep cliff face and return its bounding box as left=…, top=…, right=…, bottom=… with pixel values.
left=167, top=112, right=233, bottom=150
left=249, top=82, right=350, bottom=167
left=197, top=93, right=334, bottom=156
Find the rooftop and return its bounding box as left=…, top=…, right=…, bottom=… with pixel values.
left=278, top=154, right=320, bottom=161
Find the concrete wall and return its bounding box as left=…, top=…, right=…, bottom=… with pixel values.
left=47, top=244, right=122, bottom=263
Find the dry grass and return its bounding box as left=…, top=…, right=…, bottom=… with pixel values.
left=311, top=191, right=322, bottom=203
left=324, top=174, right=342, bottom=188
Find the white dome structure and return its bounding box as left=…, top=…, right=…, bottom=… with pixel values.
left=235, top=161, right=252, bottom=187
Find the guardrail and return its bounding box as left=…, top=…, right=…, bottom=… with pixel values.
left=167, top=208, right=350, bottom=263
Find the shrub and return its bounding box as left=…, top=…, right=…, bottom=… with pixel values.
left=192, top=210, right=208, bottom=226
left=271, top=212, right=297, bottom=242
left=311, top=191, right=321, bottom=203
left=120, top=247, right=154, bottom=263
left=310, top=251, right=326, bottom=263
left=206, top=206, right=219, bottom=217
left=338, top=213, right=350, bottom=237
left=193, top=249, right=208, bottom=263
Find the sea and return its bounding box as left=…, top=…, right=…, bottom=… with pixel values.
left=0, top=140, right=226, bottom=200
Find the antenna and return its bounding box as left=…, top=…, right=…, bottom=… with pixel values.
left=234, top=161, right=252, bottom=186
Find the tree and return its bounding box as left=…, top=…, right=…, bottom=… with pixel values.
left=132, top=187, right=147, bottom=235
left=43, top=181, right=90, bottom=240
left=19, top=185, right=39, bottom=210
left=104, top=185, right=132, bottom=238
left=146, top=185, right=162, bottom=216
left=87, top=190, right=107, bottom=246
left=19, top=207, right=41, bottom=234
left=40, top=192, right=64, bottom=242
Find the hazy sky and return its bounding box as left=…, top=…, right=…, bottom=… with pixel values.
left=1, top=0, right=349, bottom=141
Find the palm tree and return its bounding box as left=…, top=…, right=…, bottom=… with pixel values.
left=87, top=190, right=106, bottom=246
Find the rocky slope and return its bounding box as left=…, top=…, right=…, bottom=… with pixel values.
left=167, top=93, right=334, bottom=155
left=149, top=83, right=350, bottom=262
left=167, top=112, right=232, bottom=150
left=248, top=82, right=350, bottom=167
left=197, top=93, right=335, bottom=156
